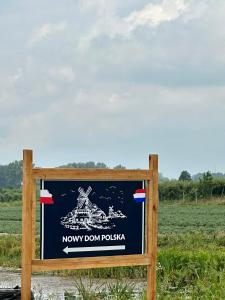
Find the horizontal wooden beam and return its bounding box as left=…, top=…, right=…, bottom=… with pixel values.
left=32, top=168, right=152, bottom=180
left=32, top=254, right=151, bottom=272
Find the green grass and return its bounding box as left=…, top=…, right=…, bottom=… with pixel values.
left=2, top=200, right=225, bottom=298
left=65, top=279, right=144, bottom=299
left=0, top=206, right=22, bottom=221
left=0, top=202, right=40, bottom=234
left=0, top=234, right=21, bottom=268
left=159, top=202, right=225, bottom=233
left=2, top=201, right=225, bottom=234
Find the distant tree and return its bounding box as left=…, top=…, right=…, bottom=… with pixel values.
left=179, top=170, right=192, bottom=181
left=59, top=161, right=108, bottom=169
left=113, top=164, right=126, bottom=169
left=199, top=171, right=213, bottom=198
left=192, top=172, right=225, bottom=181
left=201, top=171, right=213, bottom=183
left=211, top=172, right=225, bottom=179
left=59, top=161, right=127, bottom=169
left=0, top=160, right=22, bottom=188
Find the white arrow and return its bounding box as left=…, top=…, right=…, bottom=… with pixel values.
left=63, top=245, right=125, bottom=254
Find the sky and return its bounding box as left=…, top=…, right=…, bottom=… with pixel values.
left=0, top=0, right=225, bottom=178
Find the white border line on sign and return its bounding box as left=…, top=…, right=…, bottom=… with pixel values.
left=142, top=180, right=145, bottom=254
left=41, top=180, right=44, bottom=260
left=41, top=180, right=145, bottom=258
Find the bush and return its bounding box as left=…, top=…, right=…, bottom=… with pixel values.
left=159, top=177, right=225, bottom=202
left=0, top=188, right=22, bottom=202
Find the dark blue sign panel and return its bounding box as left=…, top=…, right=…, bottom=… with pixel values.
left=40, top=180, right=145, bottom=259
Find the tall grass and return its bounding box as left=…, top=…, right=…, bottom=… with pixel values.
left=65, top=279, right=143, bottom=299
left=0, top=235, right=21, bottom=268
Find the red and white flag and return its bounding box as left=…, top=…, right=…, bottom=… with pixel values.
left=40, top=189, right=54, bottom=204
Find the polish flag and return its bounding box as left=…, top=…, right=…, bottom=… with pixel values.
left=40, top=189, right=54, bottom=204
left=133, top=189, right=145, bottom=203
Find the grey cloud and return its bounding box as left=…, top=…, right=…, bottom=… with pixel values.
left=1, top=84, right=225, bottom=176
left=0, top=0, right=225, bottom=178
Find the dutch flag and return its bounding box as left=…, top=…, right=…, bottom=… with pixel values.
left=40, top=189, right=54, bottom=204
left=133, top=189, right=145, bottom=203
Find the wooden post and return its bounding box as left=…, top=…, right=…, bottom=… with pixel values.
left=21, top=150, right=33, bottom=300
left=146, top=172, right=152, bottom=299
left=147, top=154, right=158, bottom=300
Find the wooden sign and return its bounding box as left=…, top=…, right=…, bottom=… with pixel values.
left=21, top=150, right=158, bottom=300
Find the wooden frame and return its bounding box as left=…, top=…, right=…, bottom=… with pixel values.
left=21, top=149, right=158, bottom=300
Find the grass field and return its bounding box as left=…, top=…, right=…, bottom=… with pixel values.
left=0, top=205, right=40, bottom=234
left=1, top=201, right=225, bottom=234
left=1, top=200, right=225, bottom=299
left=159, top=202, right=225, bottom=233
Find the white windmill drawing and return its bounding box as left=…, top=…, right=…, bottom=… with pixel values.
left=60, top=186, right=126, bottom=231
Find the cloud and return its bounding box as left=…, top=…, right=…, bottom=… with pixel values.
left=2, top=84, right=225, bottom=147
left=28, top=21, right=67, bottom=46
left=79, top=0, right=190, bottom=48
left=125, top=0, right=188, bottom=29
left=0, top=0, right=225, bottom=177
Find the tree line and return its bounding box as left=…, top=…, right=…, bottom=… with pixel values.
left=0, top=161, right=225, bottom=202
left=0, top=160, right=22, bottom=188
left=0, top=160, right=125, bottom=189
left=159, top=171, right=225, bottom=201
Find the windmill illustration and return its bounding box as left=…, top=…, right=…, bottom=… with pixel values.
left=77, top=187, right=92, bottom=210
left=60, top=186, right=126, bottom=231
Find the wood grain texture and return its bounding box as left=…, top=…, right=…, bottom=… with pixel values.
left=147, top=155, right=158, bottom=300
left=146, top=180, right=151, bottom=255
left=32, top=254, right=151, bottom=272
left=32, top=168, right=152, bottom=180
left=21, top=150, right=33, bottom=300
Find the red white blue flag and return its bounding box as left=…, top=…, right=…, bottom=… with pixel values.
left=40, top=189, right=54, bottom=204
left=133, top=189, right=145, bottom=203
